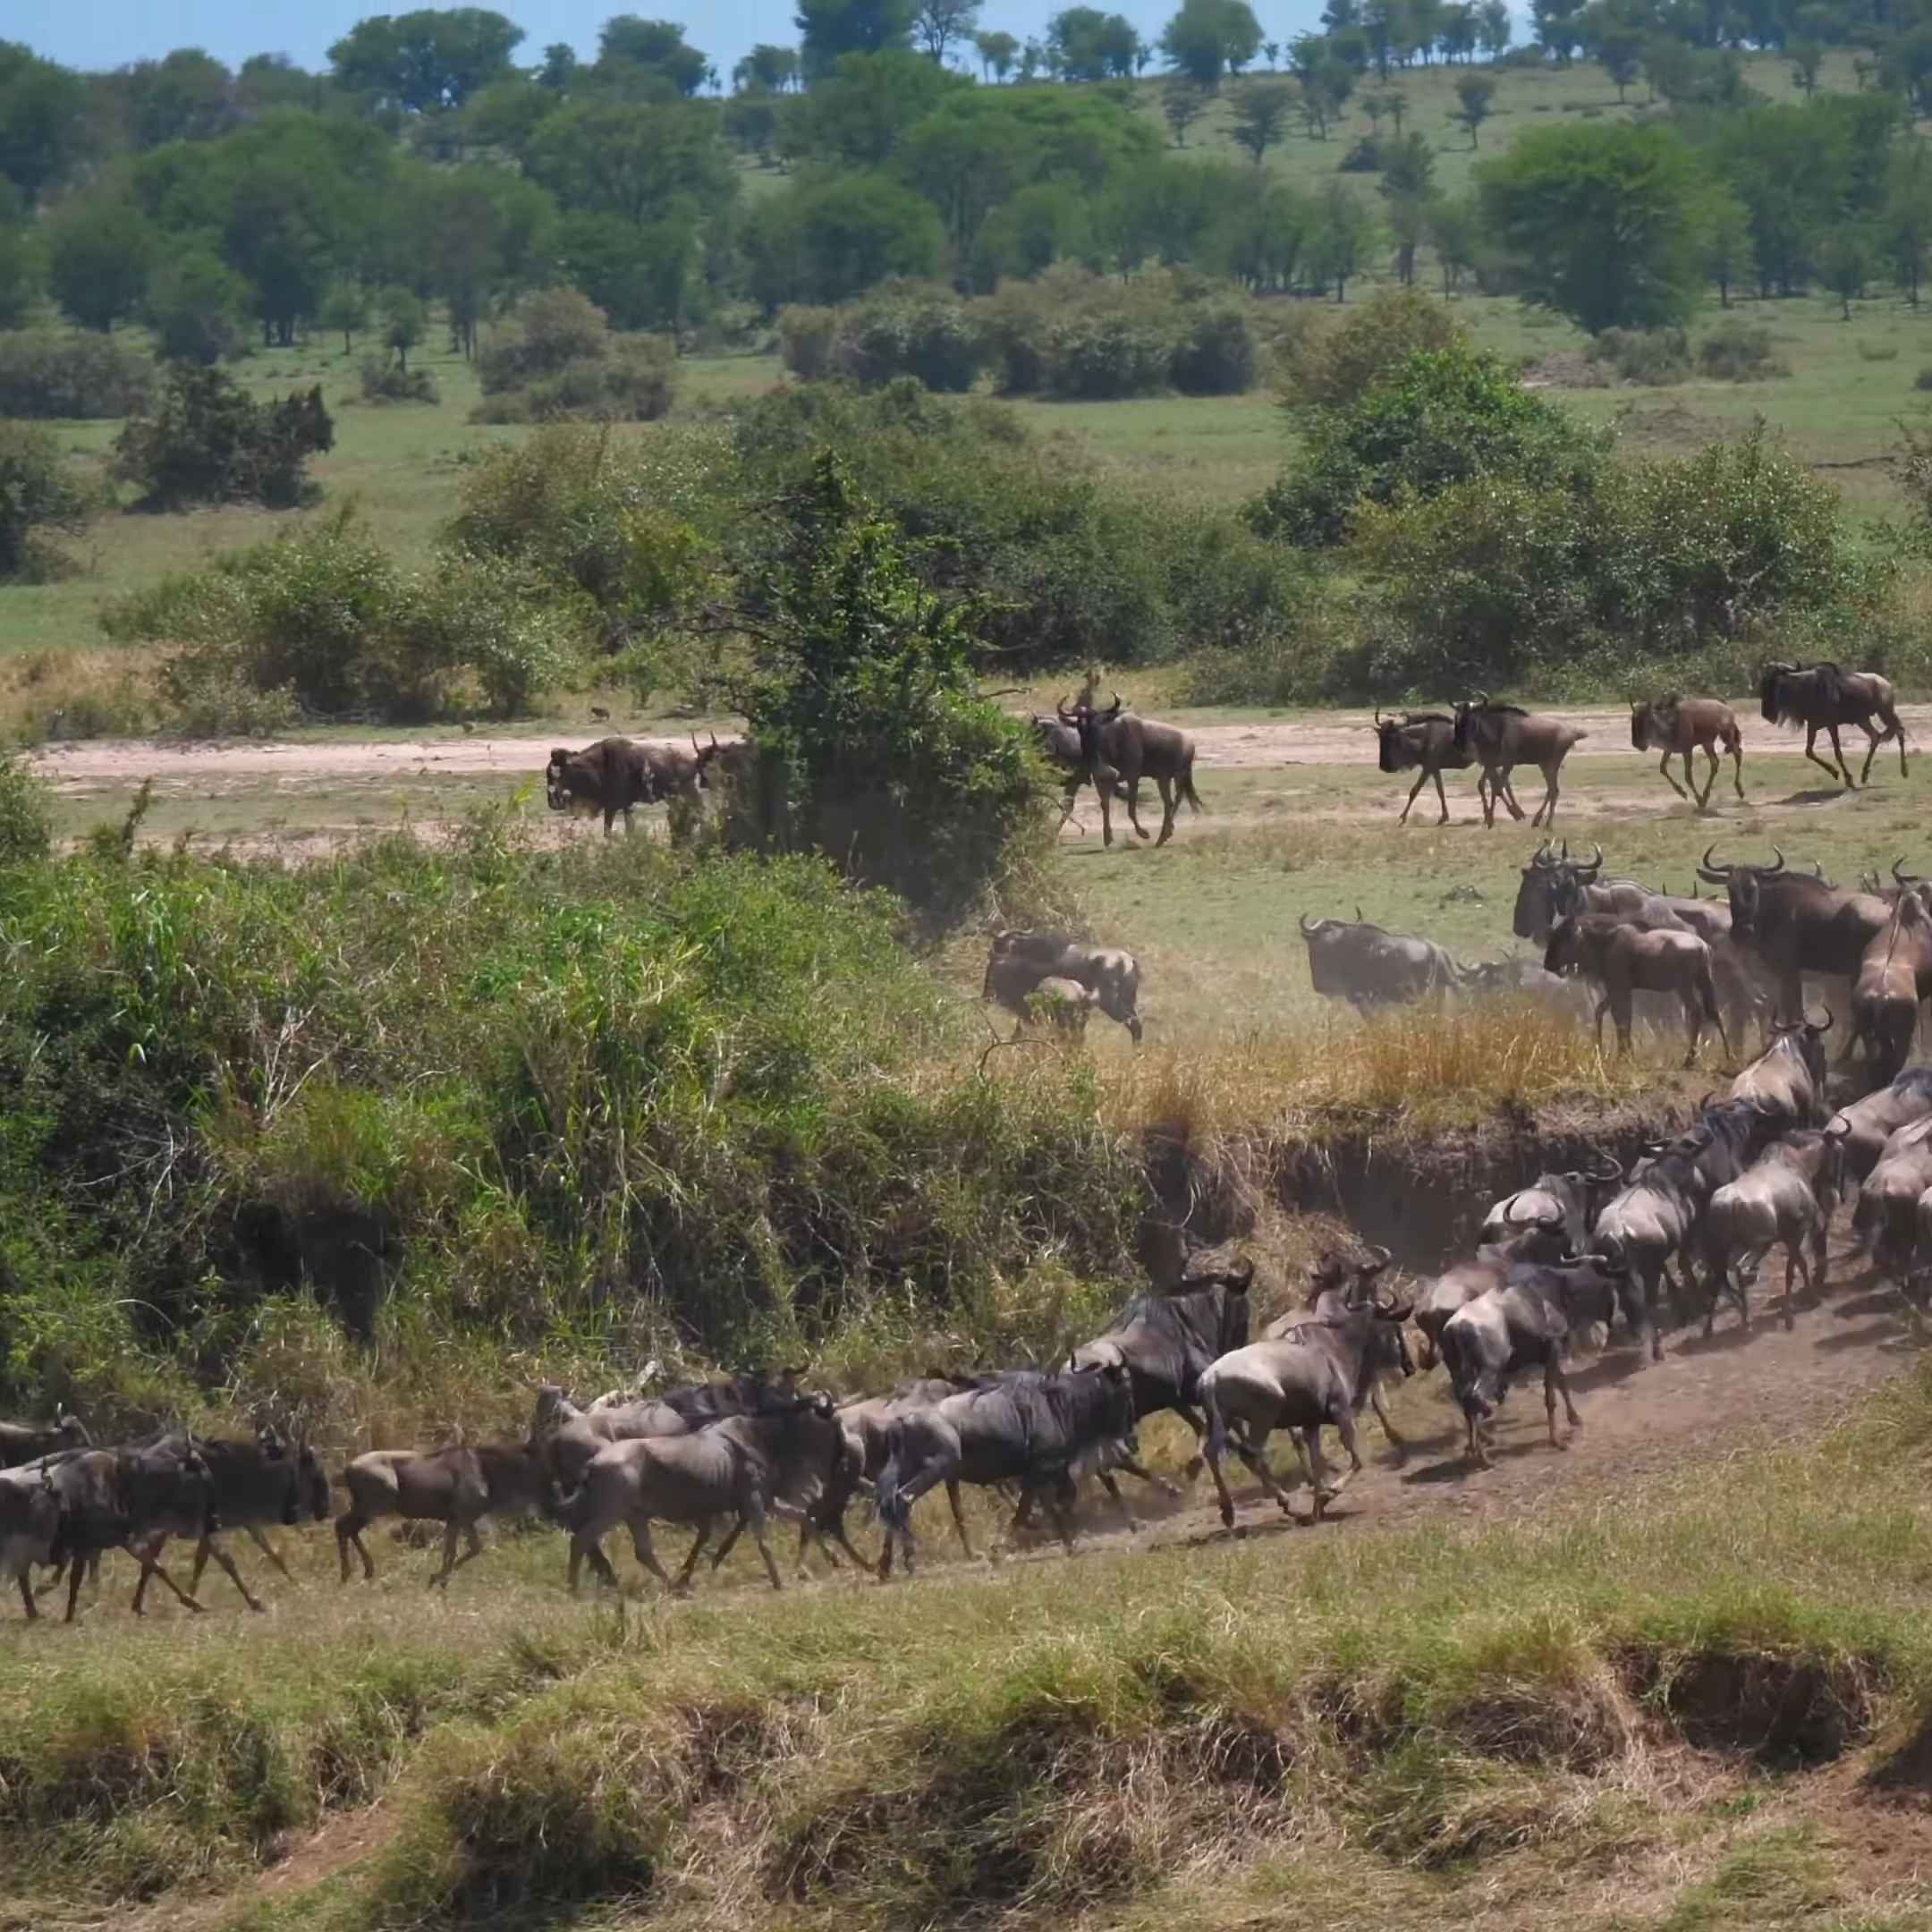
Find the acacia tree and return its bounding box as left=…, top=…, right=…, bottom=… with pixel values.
left=1159, top=0, right=1264, bottom=89
left=1454, top=71, right=1496, bottom=146
left=1232, top=79, right=1296, bottom=159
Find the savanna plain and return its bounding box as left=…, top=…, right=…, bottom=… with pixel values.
left=19, top=53, right=1932, bottom=1932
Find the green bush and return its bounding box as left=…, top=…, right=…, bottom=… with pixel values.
left=0, top=420, right=91, bottom=580
left=829, top=287, right=988, bottom=393
left=0, top=329, right=156, bottom=419
left=1170, top=298, right=1260, bottom=395
left=111, top=365, right=333, bottom=512
left=0, top=744, right=53, bottom=864
left=476, top=290, right=678, bottom=424
left=775, top=302, right=839, bottom=379
left=1699, top=318, right=1789, bottom=382
left=1589, top=326, right=1691, bottom=385
left=1276, top=286, right=1465, bottom=412
left=356, top=353, right=439, bottom=404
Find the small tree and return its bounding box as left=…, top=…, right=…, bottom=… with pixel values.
left=1163, top=75, right=1207, bottom=145
left=1789, top=38, right=1822, bottom=97
left=113, top=365, right=334, bottom=512
left=1232, top=79, right=1296, bottom=160
left=381, top=288, right=428, bottom=372
left=728, top=453, right=1046, bottom=928
left=321, top=284, right=371, bottom=355
left=0, top=421, right=90, bottom=580
left=1819, top=226, right=1873, bottom=321
left=1454, top=71, right=1496, bottom=146
left=975, top=27, right=1019, bottom=76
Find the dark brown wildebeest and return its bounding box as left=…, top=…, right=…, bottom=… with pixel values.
left=0, top=1461, right=62, bottom=1619
left=1697, top=846, right=1892, bottom=1020
left=1852, top=1115, right=1932, bottom=1286
left=1057, top=693, right=1203, bottom=847
left=1759, top=660, right=1910, bottom=788
left=545, top=736, right=718, bottom=836
left=983, top=929, right=1143, bottom=1043
left=0, top=1412, right=88, bottom=1468
left=1825, top=1065, right=1932, bottom=1193
left=1453, top=695, right=1589, bottom=830
left=1299, top=911, right=1463, bottom=1010
left=1698, top=1131, right=1843, bottom=1335
left=530, top=1370, right=806, bottom=1492
left=336, top=1444, right=547, bottom=1588
left=1851, top=875, right=1932, bottom=1081
left=1631, top=695, right=1746, bottom=810
left=45, top=1442, right=226, bottom=1623
left=1544, top=914, right=1729, bottom=1066
left=1030, top=714, right=1130, bottom=833
left=1374, top=708, right=1473, bottom=827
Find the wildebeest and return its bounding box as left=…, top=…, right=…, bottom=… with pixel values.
left=1461, top=956, right=1595, bottom=1023
left=983, top=929, right=1143, bottom=1043
left=530, top=1370, right=804, bottom=1490
left=1479, top=1163, right=1623, bottom=1257
left=1374, top=708, right=1473, bottom=827
left=1453, top=695, right=1588, bottom=830
left=1023, top=975, right=1099, bottom=1038
left=1299, top=910, right=1462, bottom=1010
left=1411, top=1208, right=1570, bottom=1373
left=873, top=1365, right=1139, bottom=1576
left=1824, top=1065, right=1932, bottom=1194
left=545, top=736, right=716, bottom=836
left=1725, top=1013, right=1832, bottom=1131
left=1262, top=1251, right=1414, bottom=1459
left=1852, top=1115, right=1932, bottom=1284
left=1697, top=1131, right=1843, bottom=1335
left=336, top=1444, right=547, bottom=1587
left=1759, top=660, right=1910, bottom=789
left=1439, top=1254, right=1638, bottom=1467
left=1057, top=693, right=1203, bottom=848
left=1631, top=696, right=1746, bottom=810
left=1698, top=847, right=1892, bottom=1020
left=45, top=1442, right=225, bottom=1623
left=1070, top=1260, right=1253, bottom=1469
left=1851, top=877, right=1932, bottom=1081
left=562, top=1395, right=844, bottom=1595
left=1544, top=914, right=1729, bottom=1066
left=1593, top=1100, right=1767, bottom=1358
left=1030, top=714, right=1130, bottom=832
left=0, top=1412, right=88, bottom=1468
left=1196, top=1294, right=1413, bottom=1527
left=0, top=1460, right=63, bottom=1619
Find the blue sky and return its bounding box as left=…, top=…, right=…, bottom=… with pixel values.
left=20, top=0, right=1341, bottom=81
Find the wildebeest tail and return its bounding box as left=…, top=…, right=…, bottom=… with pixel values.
left=1180, top=753, right=1204, bottom=816
left=1202, top=1378, right=1230, bottom=1467
left=874, top=1425, right=911, bottom=1534
left=1437, top=1325, right=1490, bottom=1420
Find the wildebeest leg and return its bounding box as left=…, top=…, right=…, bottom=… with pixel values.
left=621, top=1519, right=675, bottom=1591
left=1124, top=775, right=1152, bottom=842
left=1531, top=762, right=1559, bottom=827
left=428, top=1519, right=464, bottom=1589
left=126, top=1546, right=206, bottom=1618
left=1679, top=987, right=1703, bottom=1068
left=742, top=1500, right=786, bottom=1591
left=1204, top=1428, right=1240, bottom=1529
left=1398, top=767, right=1428, bottom=826
left=14, top=1571, right=35, bottom=1622
left=1696, top=746, right=1719, bottom=809
left=1612, top=990, right=1634, bottom=1058
left=1827, top=723, right=1856, bottom=788
left=1544, top=1355, right=1581, bottom=1445
left=671, top=1519, right=717, bottom=1593
left=195, top=1532, right=267, bottom=1612
left=1591, top=993, right=1611, bottom=1054
left=1108, top=1445, right=1181, bottom=1497
left=335, top=1509, right=376, bottom=1583
left=1476, top=767, right=1496, bottom=828
left=1096, top=1470, right=1140, bottom=1532
left=945, top=1479, right=975, bottom=1560
left=1496, top=765, right=1527, bottom=822
left=1154, top=775, right=1180, bottom=846
left=1369, top=1381, right=1407, bottom=1460
left=1658, top=750, right=1690, bottom=801
left=1046, top=1472, right=1080, bottom=1551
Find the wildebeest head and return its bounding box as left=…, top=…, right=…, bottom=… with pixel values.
left=55, top=1411, right=89, bottom=1447
left=1697, top=843, right=1783, bottom=939
left=691, top=733, right=725, bottom=788
left=1513, top=839, right=1560, bottom=940
left=1299, top=909, right=1370, bottom=998
left=1758, top=661, right=1798, bottom=726
left=545, top=748, right=591, bottom=814
left=1057, top=692, right=1124, bottom=773
left=1542, top=916, right=1587, bottom=978
left=1545, top=845, right=1605, bottom=927
left=1374, top=708, right=1411, bottom=775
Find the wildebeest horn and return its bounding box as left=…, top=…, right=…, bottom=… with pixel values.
left=1361, top=1243, right=1393, bottom=1273
left=1106, top=691, right=1124, bottom=718
left=1589, top=1156, right=1623, bottom=1184
left=1300, top=911, right=1319, bottom=935
left=1374, top=707, right=1386, bottom=725
left=1531, top=838, right=1553, bottom=870
left=1470, top=689, right=1489, bottom=706
left=1808, top=1005, right=1834, bottom=1034
left=1895, top=859, right=1920, bottom=886
left=1585, top=843, right=1603, bottom=870
left=1698, top=843, right=1733, bottom=884
left=1764, top=847, right=1785, bottom=876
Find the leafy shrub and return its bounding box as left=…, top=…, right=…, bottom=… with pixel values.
left=476, top=292, right=677, bottom=423
left=112, top=365, right=333, bottom=512
left=356, top=354, right=439, bottom=404
left=1589, top=326, right=1691, bottom=386
left=775, top=303, right=839, bottom=379
left=0, top=745, right=53, bottom=864
left=0, top=330, right=156, bottom=419
left=478, top=288, right=612, bottom=391
left=1700, top=319, right=1788, bottom=382
left=829, top=288, right=987, bottom=393
left=106, top=506, right=579, bottom=726
left=1277, top=286, right=1465, bottom=412
left=1171, top=300, right=1260, bottom=395
left=0, top=421, right=91, bottom=580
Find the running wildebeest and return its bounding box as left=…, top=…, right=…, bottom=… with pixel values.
left=1697, top=1130, right=1843, bottom=1335
left=45, top=1442, right=226, bottom=1623
left=1479, top=1162, right=1623, bottom=1257
left=1299, top=911, right=1463, bottom=1010
left=562, top=1394, right=845, bottom=1596
left=1851, top=876, right=1932, bottom=1081
left=1725, top=1013, right=1833, bottom=1131
left=1544, top=914, right=1729, bottom=1066
left=1852, top=1115, right=1932, bottom=1285
left=0, top=1412, right=88, bottom=1468
left=1698, top=846, right=1892, bottom=1021
left=0, top=1461, right=62, bottom=1619
left=1056, top=693, right=1203, bottom=848
left=1631, top=696, right=1746, bottom=809
left=1825, top=1065, right=1932, bottom=1194
left=1759, top=660, right=1910, bottom=789
left=1453, top=695, right=1589, bottom=830
left=545, top=736, right=716, bottom=836
left=1411, top=1208, right=1569, bottom=1372
left=983, top=929, right=1144, bottom=1043
left=1196, top=1292, right=1414, bottom=1528
left=1374, top=708, right=1473, bottom=827
left=873, top=1365, right=1139, bottom=1577
left=1439, top=1252, right=1640, bottom=1467
left=530, top=1371, right=805, bottom=1490
left=1030, top=714, right=1130, bottom=833
left=336, top=1443, right=548, bottom=1588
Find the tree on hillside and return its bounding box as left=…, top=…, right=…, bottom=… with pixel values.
left=975, top=29, right=1021, bottom=76
left=145, top=250, right=250, bottom=362
left=523, top=97, right=735, bottom=225
left=1477, top=0, right=1512, bottom=55
left=1160, top=0, right=1265, bottom=89
left=326, top=9, right=524, bottom=111
left=1477, top=123, right=1708, bottom=334
left=1309, top=180, right=1376, bottom=300
left=1818, top=225, right=1873, bottom=319
left=1047, top=7, right=1142, bottom=80
left=796, top=0, right=917, bottom=77
left=596, top=17, right=711, bottom=95
left=1699, top=184, right=1755, bottom=308
left=0, top=41, right=89, bottom=203
left=1530, top=0, right=1585, bottom=60
left=915, top=0, right=983, bottom=60
left=44, top=193, right=159, bottom=332
left=1232, top=79, right=1296, bottom=159
left=736, top=44, right=803, bottom=90
left=1885, top=141, right=1932, bottom=307
left=1790, top=38, right=1822, bottom=98
left=1579, top=1, right=1646, bottom=100
left=1454, top=71, right=1496, bottom=145
left=1162, top=75, right=1207, bottom=144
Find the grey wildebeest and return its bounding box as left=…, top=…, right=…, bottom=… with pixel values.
left=1725, top=1013, right=1833, bottom=1131
left=1631, top=696, right=1746, bottom=809
left=873, top=1365, right=1139, bottom=1577
left=1057, top=693, right=1203, bottom=848
left=1412, top=1209, right=1570, bottom=1372
left=1824, top=1065, right=1932, bottom=1195
left=1698, top=847, right=1892, bottom=1021
left=1851, top=877, right=1932, bottom=1081
left=1479, top=1162, right=1623, bottom=1258
left=530, top=1370, right=805, bottom=1491
left=0, top=1411, right=88, bottom=1467
left=1263, top=1249, right=1415, bottom=1460
left=983, top=929, right=1143, bottom=1043
left=1759, top=660, right=1910, bottom=789
left=1299, top=910, right=1462, bottom=1011
left=1374, top=708, right=1473, bottom=827
left=1594, top=1100, right=1767, bottom=1359
left=1439, top=1253, right=1640, bottom=1467
left=1544, top=914, right=1729, bottom=1066
left=1852, top=1114, right=1932, bottom=1285
left=45, top=1442, right=225, bottom=1623
left=336, top=1443, right=547, bottom=1587
left=1030, top=713, right=1130, bottom=833
left=1022, top=975, right=1099, bottom=1039
left=0, top=1460, right=63, bottom=1618
left=1697, top=1131, right=1843, bottom=1335
left=1197, top=1293, right=1414, bottom=1527
left=563, top=1394, right=844, bottom=1595
left=1069, top=1259, right=1253, bottom=1475
left=1453, top=694, right=1588, bottom=830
